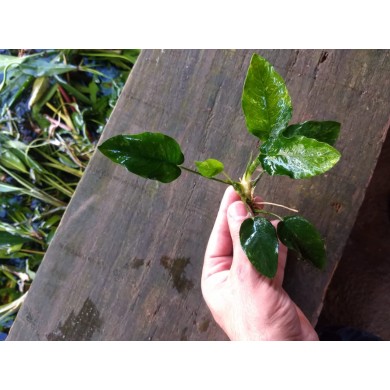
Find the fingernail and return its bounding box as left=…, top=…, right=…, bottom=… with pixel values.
left=229, top=202, right=249, bottom=221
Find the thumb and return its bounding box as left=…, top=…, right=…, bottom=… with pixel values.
left=227, top=201, right=268, bottom=282
left=227, top=201, right=249, bottom=254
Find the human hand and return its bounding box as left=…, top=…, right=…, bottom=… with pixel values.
left=201, top=186, right=319, bottom=341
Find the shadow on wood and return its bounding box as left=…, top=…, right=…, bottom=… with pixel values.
left=317, top=130, right=390, bottom=340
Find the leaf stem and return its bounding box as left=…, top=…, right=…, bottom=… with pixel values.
left=222, top=171, right=234, bottom=184
left=180, top=166, right=230, bottom=185
left=246, top=156, right=261, bottom=178
left=252, top=171, right=264, bottom=187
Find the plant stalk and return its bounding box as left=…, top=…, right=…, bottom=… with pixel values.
left=180, top=166, right=230, bottom=185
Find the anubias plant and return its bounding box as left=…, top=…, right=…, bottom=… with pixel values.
left=98, top=54, right=341, bottom=278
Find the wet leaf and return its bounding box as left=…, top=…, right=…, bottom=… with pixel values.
left=0, top=251, right=26, bottom=260
left=0, top=72, right=33, bottom=113
left=277, top=216, right=326, bottom=269
left=260, top=135, right=341, bottom=179
left=0, top=55, right=25, bottom=71
left=88, top=81, right=99, bottom=105
left=283, top=121, right=340, bottom=146
left=0, top=150, right=27, bottom=173
left=239, top=217, right=279, bottom=278
left=58, top=154, right=80, bottom=169
left=58, top=80, right=92, bottom=105
left=195, top=159, right=224, bottom=178
left=0, top=183, right=23, bottom=193
left=242, top=54, right=292, bottom=141
left=28, top=76, right=50, bottom=108
left=7, top=147, right=44, bottom=173
left=43, top=215, right=61, bottom=229
left=20, top=59, right=76, bottom=78
left=71, top=111, right=85, bottom=133
left=98, top=132, right=184, bottom=183
left=0, top=222, right=31, bottom=239
left=0, top=232, right=31, bottom=249
left=46, top=228, right=57, bottom=245
left=0, top=244, right=23, bottom=257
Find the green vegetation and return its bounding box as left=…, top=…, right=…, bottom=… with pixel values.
left=0, top=49, right=139, bottom=336
left=99, top=53, right=341, bottom=279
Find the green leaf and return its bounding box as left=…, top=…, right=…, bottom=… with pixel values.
left=0, top=251, right=26, bottom=260
left=277, top=216, right=326, bottom=269
left=0, top=183, right=23, bottom=193
left=57, top=80, right=92, bottom=105
left=0, top=55, right=26, bottom=71
left=195, top=159, right=224, bottom=178
left=123, top=49, right=141, bottom=64
left=260, top=135, right=341, bottom=179
left=20, top=59, right=76, bottom=78
left=0, top=222, right=33, bottom=240
left=242, top=54, right=292, bottom=141
left=43, top=215, right=61, bottom=229
left=80, top=50, right=140, bottom=65
left=28, top=76, right=50, bottom=108
left=0, top=231, right=31, bottom=249
left=98, top=132, right=185, bottom=183
left=239, top=217, right=279, bottom=278
left=0, top=72, right=33, bottom=113
left=0, top=150, right=27, bottom=173
left=0, top=244, right=23, bottom=258
left=283, top=121, right=340, bottom=146
left=8, top=147, right=44, bottom=173
left=88, top=81, right=99, bottom=105
left=58, top=154, right=80, bottom=169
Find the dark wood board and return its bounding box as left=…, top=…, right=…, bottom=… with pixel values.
left=8, top=50, right=390, bottom=340
left=317, top=125, right=390, bottom=340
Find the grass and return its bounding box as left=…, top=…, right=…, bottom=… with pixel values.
left=0, top=49, right=140, bottom=336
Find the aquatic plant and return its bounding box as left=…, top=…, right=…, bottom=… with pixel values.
left=99, top=54, right=341, bottom=278
left=0, top=49, right=139, bottom=335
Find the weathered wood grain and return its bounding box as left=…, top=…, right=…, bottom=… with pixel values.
left=8, top=50, right=390, bottom=340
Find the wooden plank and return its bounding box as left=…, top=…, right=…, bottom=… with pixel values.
left=8, top=49, right=390, bottom=340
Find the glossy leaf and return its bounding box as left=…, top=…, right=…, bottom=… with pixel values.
left=0, top=183, right=23, bottom=193
left=260, top=135, right=341, bottom=179
left=277, top=216, right=326, bottom=269
left=0, top=232, right=31, bottom=248
left=43, top=215, right=61, bottom=229
left=0, top=55, right=25, bottom=70
left=0, top=72, right=33, bottom=114
left=28, top=76, right=50, bottom=108
left=0, top=244, right=23, bottom=258
left=58, top=155, right=80, bottom=169
left=242, top=54, right=292, bottom=141
left=20, top=59, right=76, bottom=78
left=195, top=159, right=224, bottom=178
left=0, top=222, right=31, bottom=239
left=7, top=147, right=44, bottom=173
left=0, top=150, right=27, bottom=173
left=239, top=217, right=279, bottom=278
left=283, top=121, right=340, bottom=146
left=98, top=132, right=184, bottom=183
